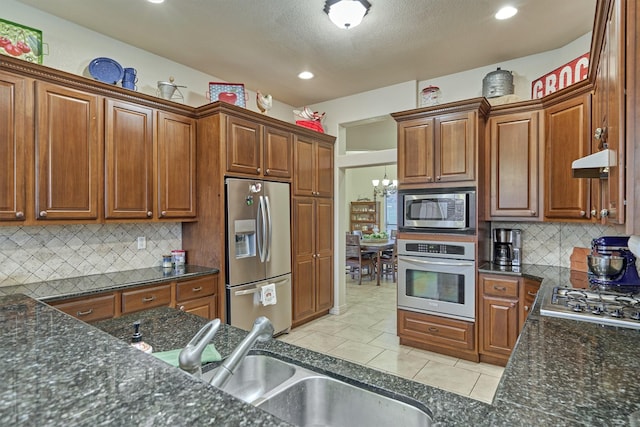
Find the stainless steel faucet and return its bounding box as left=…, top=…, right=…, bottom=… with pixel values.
left=209, top=316, right=274, bottom=388
left=178, top=318, right=221, bottom=379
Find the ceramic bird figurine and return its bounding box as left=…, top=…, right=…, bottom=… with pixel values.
left=256, top=91, right=272, bottom=114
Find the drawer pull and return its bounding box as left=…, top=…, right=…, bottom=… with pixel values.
left=142, top=296, right=156, bottom=302
left=192, top=286, right=203, bottom=292
left=527, top=291, right=538, bottom=296
left=428, top=327, right=439, bottom=333
left=76, top=309, right=93, bottom=317
left=493, top=286, right=507, bottom=291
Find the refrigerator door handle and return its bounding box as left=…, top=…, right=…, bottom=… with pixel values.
left=233, top=278, right=289, bottom=296
left=264, top=195, right=272, bottom=262
left=257, top=195, right=267, bottom=262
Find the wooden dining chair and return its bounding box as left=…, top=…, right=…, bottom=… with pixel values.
left=346, top=234, right=375, bottom=285
left=380, top=240, right=398, bottom=282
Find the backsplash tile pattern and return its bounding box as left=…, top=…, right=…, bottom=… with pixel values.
left=493, top=222, right=626, bottom=267
left=0, top=223, right=182, bottom=287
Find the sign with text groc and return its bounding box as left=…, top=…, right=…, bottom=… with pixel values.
left=531, top=53, right=590, bottom=99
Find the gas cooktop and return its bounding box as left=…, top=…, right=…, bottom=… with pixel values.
left=540, top=286, right=640, bottom=330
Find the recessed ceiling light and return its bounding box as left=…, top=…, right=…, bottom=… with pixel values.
left=147, top=0, right=165, bottom=4
left=495, top=6, right=518, bottom=20
left=298, top=71, right=314, bottom=80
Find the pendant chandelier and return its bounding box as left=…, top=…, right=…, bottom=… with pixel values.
left=324, top=0, right=372, bottom=29
left=372, top=167, right=397, bottom=200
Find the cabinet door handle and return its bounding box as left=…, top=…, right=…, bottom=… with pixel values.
left=600, top=209, right=609, bottom=218
left=160, top=211, right=167, bottom=217
left=493, top=286, right=507, bottom=291
left=16, top=211, right=24, bottom=218
left=178, top=305, right=185, bottom=311
left=579, top=210, right=586, bottom=217
left=524, top=305, right=530, bottom=312
left=426, top=177, right=433, bottom=182
left=265, top=169, right=270, bottom=175
left=436, top=176, right=441, bottom=181
left=142, top=296, right=156, bottom=302
left=257, top=167, right=261, bottom=173
left=39, top=210, right=47, bottom=217
left=530, top=210, right=536, bottom=216
left=192, top=286, right=203, bottom=292
left=147, top=211, right=153, bottom=217
left=428, top=327, right=439, bottom=333
left=527, top=291, right=538, bottom=296
left=76, top=309, right=93, bottom=317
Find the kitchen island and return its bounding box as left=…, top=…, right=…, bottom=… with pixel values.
left=1, top=266, right=640, bottom=425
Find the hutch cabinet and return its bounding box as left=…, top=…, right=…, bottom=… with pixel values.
left=350, top=201, right=380, bottom=234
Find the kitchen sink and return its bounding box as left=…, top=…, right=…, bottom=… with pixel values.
left=201, top=354, right=433, bottom=427
left=201, top=355, right=296, bottom=403
left=257, top=376, right=433, bottom=427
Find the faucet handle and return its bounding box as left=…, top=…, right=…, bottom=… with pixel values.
left=179, top=319, right=222, bottom=377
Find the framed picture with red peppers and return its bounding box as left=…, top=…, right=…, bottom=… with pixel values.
left=0, top=18, right=43, bottom=64
left=208, top=82, right=246, bottom=107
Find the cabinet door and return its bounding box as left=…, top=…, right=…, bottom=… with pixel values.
left=157, top=111, right=196, bottom=219
left=263, top=126, right=292, bottom=178
left=0, top=71, right=27, bottom=222
left=397, top=117, right=435, bottom=184
left=315, top=141, right=334, bottom=197
left=105, top=100, right=153, bottom=219
left=226, top=115, right=262, bottom=176
left=435, top=111, right=475, bottom=182
left=489, top=111, right=541, bottom=219
left=35, top=81, right=100, bottom=220
left=293, top=136, right=315, bottom=196
left=544, top=94, right=592, bottom=220
left=292, top=197, right=316, bottom=322
left=480, top=295, right=519, bottom=356
left=315, top=199, right=334, bottom=311
left=519, top=278, right=540, bottom=333
left=178, top=296, right=217, bottom=320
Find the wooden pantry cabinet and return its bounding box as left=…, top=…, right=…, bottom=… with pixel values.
left=49, top=273, right=220, bottom=322
left=293, top=135, right=334, bottom=197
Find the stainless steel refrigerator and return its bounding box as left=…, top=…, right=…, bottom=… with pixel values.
left=225, top=178, right=292, bottom=335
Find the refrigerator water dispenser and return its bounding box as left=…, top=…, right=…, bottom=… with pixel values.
left=234, top=219, right=256, bottom=258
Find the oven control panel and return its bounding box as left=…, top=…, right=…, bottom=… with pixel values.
left=398, top=239, right=475, bottom=260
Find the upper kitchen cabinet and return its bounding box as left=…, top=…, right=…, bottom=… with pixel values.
left=35, top=81, right=101, bottom=221
left=0, top=71, right=29, bottom=223
left=544, top=91, right=594, bottom=221
left=225, top=115, right=292, bottom=180
left=157, top=111, right=197, bottom=219
left=392, top=98, right=490, bottom=188
left=105, top=100, right=154, bottom=219
left=486, top=107, right=544, bottom=220
left=293, top=135, right=334, bottom=197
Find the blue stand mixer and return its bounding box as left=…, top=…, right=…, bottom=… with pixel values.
left=587, top=236, right=640, bottom=291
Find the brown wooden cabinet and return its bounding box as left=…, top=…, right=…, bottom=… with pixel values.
left=397, top=309, right=478, bottom=362
left=121, top=282, right=172, bottom=314
left=478, top=273, right=541, bottom=366
left=35, top=81, right=101, bottom=221
left=487, top=109, right=543, bottom=220
left=157, top=111, right=197, bottom=219
left=544, top=93, right=594, bottom=221
left=105, top=99, right=154, bottom=219
left=50, top=293, right=116, bottom=322
left=176, top=274, right=219, bottom=320
left=350, top=201, right=380, bottom=234
left=292, top=197, right=334, bottom=326
left=293, top=136, right=333, bottom=197
left=0, top=70, right=29, bottom=222
left=393, top=98, right=489, bottom=187
left=225, top=115, right=292, bottom=179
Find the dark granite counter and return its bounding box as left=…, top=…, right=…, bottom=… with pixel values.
left=0, top=265, right=219, bottom=301
left=2, top=264, right=640, bottom=425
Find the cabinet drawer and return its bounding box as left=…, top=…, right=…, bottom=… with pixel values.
left=176, top=275, right=217, bottom=302
left=398, top=310, right=475, bottom=351
left=50, top=294, right=115, bottom=322
left=121, top=283, right=171, bottom=314
left=482, top=277, right=519, bottom=298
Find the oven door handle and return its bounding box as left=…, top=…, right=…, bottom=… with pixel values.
left=400, top=257, right=474, bottom=267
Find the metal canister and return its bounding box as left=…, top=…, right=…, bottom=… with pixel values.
left=482, top=67, right=514, bottom=98
left=171, top=250, right=186, bottom=269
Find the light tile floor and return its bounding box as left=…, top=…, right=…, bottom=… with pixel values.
left=278, top=275, right=504, bottom=403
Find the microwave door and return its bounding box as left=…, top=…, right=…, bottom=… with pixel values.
left=226, top=178, right=266, bottom=286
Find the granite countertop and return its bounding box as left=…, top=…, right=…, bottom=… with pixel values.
left=0, top=265, right=219, bottom=301
left=2, top=265, right=640, bottom=425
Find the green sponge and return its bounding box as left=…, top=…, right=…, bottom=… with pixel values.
left=151, top=344, right=221, bottom=367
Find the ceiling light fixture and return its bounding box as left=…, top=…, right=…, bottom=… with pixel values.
left=147, top=0, right=165, bottom=3
left=495, top=6, right=518, bottom=20
left=298, top=71, right=314, bottom=80
left=324, top=0, right=372, bottom=29
left=372, top=167, right=397, bottom=201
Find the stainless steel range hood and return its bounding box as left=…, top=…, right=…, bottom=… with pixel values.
left=571, top=149, right=616, bottom=178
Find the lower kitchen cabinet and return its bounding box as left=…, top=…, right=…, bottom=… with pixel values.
left=176, top=275, right=219, bottom=319
left=397, top=309, right=478, bottom=362
left=121, top=283, right=172, bottom=315
left=50, top=293, right=116, bottom=322
left=478, top=273, right=541, bottom=366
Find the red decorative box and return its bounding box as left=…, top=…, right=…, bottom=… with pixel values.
left=295, top=120, right=324, bottom=133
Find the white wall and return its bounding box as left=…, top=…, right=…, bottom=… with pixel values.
left=3, top=0, right=295, bottom=121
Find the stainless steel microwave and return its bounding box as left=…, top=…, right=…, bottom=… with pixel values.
left=399, top=187, right=476, bottom=233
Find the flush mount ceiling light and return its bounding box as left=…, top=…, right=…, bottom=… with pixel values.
left=147, top=0, right=165, bottom=3
left=495, top=6, right=518, bottom=20
left=324, top=0, right=372, bottom=29
left=298, top=71, right=314, bottom=80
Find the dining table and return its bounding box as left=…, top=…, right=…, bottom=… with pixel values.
left=360, top=238, right=395, bottom=285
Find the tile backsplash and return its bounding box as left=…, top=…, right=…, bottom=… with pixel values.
left=492, top=221, right=626, bottom=267
left=0, top=223, right=182, bottom=287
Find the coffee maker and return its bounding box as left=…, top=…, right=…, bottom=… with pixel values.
left=493, top=228, right=522, bottom=266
